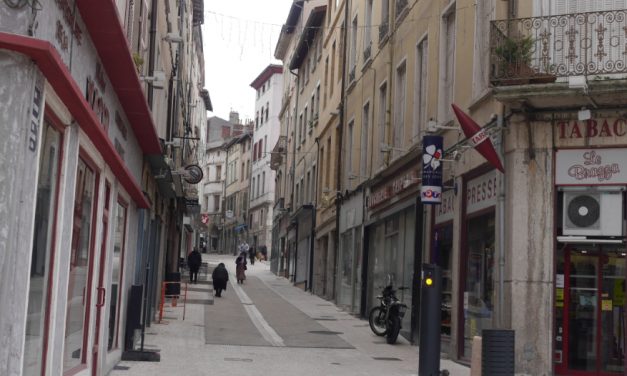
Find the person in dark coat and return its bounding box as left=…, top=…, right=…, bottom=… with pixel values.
left=211, top=263, right=229, bottom=297
left=249, top=246, right=256, bottom=265
left=235, top=252, right=247, bottom=284
left=187, top=248, right=202, bottom=284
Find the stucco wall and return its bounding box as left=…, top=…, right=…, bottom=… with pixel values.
left=0, top=51, right=45, bottom=376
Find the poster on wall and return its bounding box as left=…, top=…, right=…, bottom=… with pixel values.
left=421, top=135, right=443, bottom=204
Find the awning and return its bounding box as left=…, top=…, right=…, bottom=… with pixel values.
left=76, top=0, right=162, bottom=154
left=288, top=5, right=326, bottom=70
left=0, top=32, right=150, bottom=209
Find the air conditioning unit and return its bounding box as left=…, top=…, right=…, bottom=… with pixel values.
left=563, top=190, right=623, bottom=236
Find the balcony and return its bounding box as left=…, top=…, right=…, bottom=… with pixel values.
left=490, top=10, right=627, bottom=110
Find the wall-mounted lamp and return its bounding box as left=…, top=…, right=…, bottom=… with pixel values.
left=380, top=143, right=407, bottom=153
left=427, top=119, right=460, bottom=133
left=578, top=107, right=591, bottom=121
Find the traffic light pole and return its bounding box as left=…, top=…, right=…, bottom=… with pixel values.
left=419, top=263, right=442, bottom=376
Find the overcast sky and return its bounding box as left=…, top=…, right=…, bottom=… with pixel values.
left=202, top=0, right=294, bottom=122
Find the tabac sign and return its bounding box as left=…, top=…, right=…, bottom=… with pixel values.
left=556, top=149, right=627, bottom=185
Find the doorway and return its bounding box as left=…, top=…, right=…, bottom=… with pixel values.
left=555, top=245, right=626, bottom=375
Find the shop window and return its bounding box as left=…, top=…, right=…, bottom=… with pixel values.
left=64, top=157, right=98, bottom=371
left=108, top=201, right=127, bottom=351
left=23, top=121, right=62, bottom=375
left=461, top=211, right=495, bottom=359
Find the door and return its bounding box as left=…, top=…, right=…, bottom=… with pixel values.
left=555, top=246, right=626, bottom=375
left=92, top=183, right=111, bottom=375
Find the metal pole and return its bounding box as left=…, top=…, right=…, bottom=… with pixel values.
left=140, top=263, right=150, bottom=351
left=497, top=114, right=506, bottom=328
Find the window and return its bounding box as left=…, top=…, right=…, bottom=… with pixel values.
left=364, top=0, right=373, bottom=53
left=331, top=41, right=336, bottom=96
left=298, top=113, right=303, bottom=144
left=300, top=178, right=304, bottom=206
left=108, top=201, right=127, bottom=350
left=319, top=147, right=325, bottom=196
left=253, top=143, right=258, bottom=162
left=246, top=160, right=250, bottom=178
left=260, top=108, right=264, bottom=125
left=303, top=107, right=308, bottom=141
left=324, top=56, right=329, bottom=107
left=310, top=94, right=315, bottom=121
left=361, top=102, right=370, bottom=178
left=326, top=137, right=332, bottom=188
left=252, top=177, right=256, bottom=197
left=24, top=121, right=62, bottom=375
left=266, top=102, right=269, bottom=122
left=350, top=15, right=358, bottom=73
left=295, top=182, right=300, bottom=205
left=315, top=84, right=321, bottom=117
left=262, top=171, right=266, bottom=195
left=257, top=176, right=261, bottom=199
left=414, top=38, right=428, bottom=141
left=213, top=194, right=221, bottom=212
left=439, top=5, right=456, bottom=122
left=393, top=61, right=407, bottom=155
left=259, top=140, right=263, bottom=159
left=378, top=82, right=388, bottom=167
left=256, top=111, right=259, bottom=128
left=264, top=136, right=267, bottom=158
left=64, top=157, right=97, bottom=371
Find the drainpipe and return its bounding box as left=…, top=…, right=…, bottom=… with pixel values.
left=334, top=0, right=349, bottom=301
left=147, top=0, right=158, bottom=107
left=309, top=137, right=321, bottom=292
left=288, top=69, right=300, bottom=283
left=497, top=113, right=506, bottom=328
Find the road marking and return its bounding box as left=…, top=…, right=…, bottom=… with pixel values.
left=230, top=276, right=285, bottom=347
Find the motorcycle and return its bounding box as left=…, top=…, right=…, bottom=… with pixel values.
left=368, top=283, right=408, bottom=344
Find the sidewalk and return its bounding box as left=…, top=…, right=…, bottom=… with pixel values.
left=110, top=253, right=470, bottom=376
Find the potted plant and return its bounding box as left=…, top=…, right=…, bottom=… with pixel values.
left=494, top=35, right=556, bottom=85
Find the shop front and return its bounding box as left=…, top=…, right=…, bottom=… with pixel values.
left=365, top=165, right=423, bottom=341
left=336, top=191, right=364, bottom=314
left=554, top=146, right=627, bottom=376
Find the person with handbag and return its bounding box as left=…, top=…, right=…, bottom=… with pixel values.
left=235, top=251, right=247, bottom=284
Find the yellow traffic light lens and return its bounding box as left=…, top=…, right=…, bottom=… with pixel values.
left=425, top=277, right=433, bottom=286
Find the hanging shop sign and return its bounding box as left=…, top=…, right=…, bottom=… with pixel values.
left=184, top=164, right=204, bottom=184
left=421, top=135, right=443, bottom=204
left=466, top=170, right=498, bottom=215
left=556, top=148, right=627, bottom=185
left=451, top=104, right=504, bottom=173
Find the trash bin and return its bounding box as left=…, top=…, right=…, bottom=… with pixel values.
left=165, top=272, right=181, bottom=296
left=482, top=329, right=515, bottom=376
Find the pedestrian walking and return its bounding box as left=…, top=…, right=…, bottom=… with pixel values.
left=187, top=247, right=202, bottom=284
left=249, top=246, right=256, bottom=265
left=235, top=252, right=247, bottom=284
left=211, top=263, right=229, bottom=297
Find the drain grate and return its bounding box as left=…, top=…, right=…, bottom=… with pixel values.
left=113, top=365, right=130, bottom=370
left=308, top=330, right=343, bottom=335
left=314, top=318, right=337, bottom=321
left=353, top=324, right=369, bottom=327
left=224, top=357, right=253, bottom=362
left=372, top=356, right=402, bottom=361
left=330, top=362, right=342, bottom=365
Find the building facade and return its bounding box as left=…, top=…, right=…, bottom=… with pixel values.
left=0, top=0, right=209, bottom=375
left=249, top=65, right=284, bottom=259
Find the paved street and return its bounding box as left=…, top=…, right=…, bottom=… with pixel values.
left=109, top=254, right=470, bottom=376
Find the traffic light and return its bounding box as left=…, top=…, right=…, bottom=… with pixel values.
left=419, top=263, right=442, bottom=376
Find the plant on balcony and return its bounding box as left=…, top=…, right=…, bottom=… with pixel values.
left=494, top=35, right=555, bottom=85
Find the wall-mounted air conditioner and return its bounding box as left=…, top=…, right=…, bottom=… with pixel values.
left=563, top=190, right=623, bottom=236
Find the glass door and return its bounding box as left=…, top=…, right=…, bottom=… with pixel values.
left=556, top=246, right=626, bottom=375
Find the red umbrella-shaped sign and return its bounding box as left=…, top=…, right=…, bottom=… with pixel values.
left=451, top=104, right=504, bottom=173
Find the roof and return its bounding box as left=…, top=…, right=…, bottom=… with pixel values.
left=274, top=1, right=305, bottom=59
left=250, top=65, right=283, bottom=89
left=289, top=5, right=326, bottom=70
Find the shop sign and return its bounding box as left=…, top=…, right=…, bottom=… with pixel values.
left=466, top=170, right=498, bottom=214
left=557, top=119, right=627, bottom=140
left=556, top=148, right=627, bottom=185
left=54, top=0, right=83, bottom=45
left=368, top=168, right=420, bottom=209
left=435, top=189, right=454, bottom=224
left=183, top=164, right=204, bottom=184
left=86, top=76, right=110, bottom=129
left=421, top=135, right=443, bottom=204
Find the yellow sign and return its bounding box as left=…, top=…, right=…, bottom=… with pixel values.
left=602, top=300, right=613, bottom=311
left=556, top=288, right=564, bottom=301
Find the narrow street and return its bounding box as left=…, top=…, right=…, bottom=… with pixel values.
left=110, top=254, right=470, bottom=376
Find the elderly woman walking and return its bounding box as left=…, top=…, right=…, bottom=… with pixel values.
left=235, top=251, right=247, bottom=284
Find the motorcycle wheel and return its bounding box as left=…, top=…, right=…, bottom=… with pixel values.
left=368, top=307, right=387, bottom=336
left=385, top=315, right=401, bottom=344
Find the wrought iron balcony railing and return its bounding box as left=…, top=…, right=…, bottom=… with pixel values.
left=490, top=10, right=627, bottom=85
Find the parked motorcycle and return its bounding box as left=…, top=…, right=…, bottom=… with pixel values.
left=368, top=283, right=408, bottom=344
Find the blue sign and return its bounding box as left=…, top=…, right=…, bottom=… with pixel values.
left=421, top=135, right=443, bottom=204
